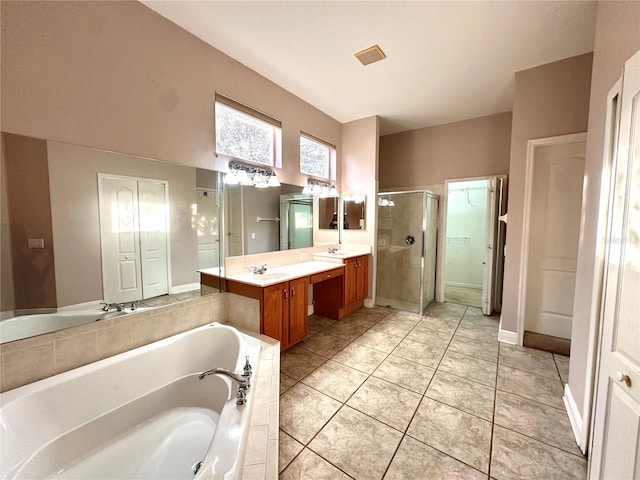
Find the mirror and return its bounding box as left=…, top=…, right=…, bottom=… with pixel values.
left=1, top=133, right=223, bottom=343
left=343, top=194, right=367, bottom=230
left=223, top=182, right=314, bottom=256
left=317, top=197, right=340, bottom=230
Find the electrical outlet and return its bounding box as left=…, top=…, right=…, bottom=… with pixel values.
left=300, top=253, right=308, bottom=260
left=251, top=233, right=256, bottom=239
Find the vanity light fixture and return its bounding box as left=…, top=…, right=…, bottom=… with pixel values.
left=304, top=178, right=338, bottom=197
left=226, top=161, right=281, bottom=189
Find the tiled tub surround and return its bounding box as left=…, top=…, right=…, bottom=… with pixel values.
left=279, top=303, right=586, bottom=480
left=0, top=323, right=267, bottom=479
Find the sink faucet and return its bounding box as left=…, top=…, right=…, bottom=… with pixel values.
left=250, top=264, right=268, bottom=275
left=199, top=356, right=252, bottom=405
left=101, top=302, right=124, bottom=312
left=327, top=246, right=338, bottom=254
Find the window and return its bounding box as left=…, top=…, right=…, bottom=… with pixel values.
left=215, top=98, right=281, bottom=167
left=300, top=134, right=334, bottom=179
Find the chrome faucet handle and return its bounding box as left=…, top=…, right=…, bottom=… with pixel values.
left=100, top=302, right=110, bottom=312
left=243, top=355, right=252, bottom=377
left=130, top=301, right=137, bottom=311
left=236, top=388, right=247, bottom=405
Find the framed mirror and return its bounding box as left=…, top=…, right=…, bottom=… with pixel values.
left=317, top=197, right=340, bottom=230
left=342, top=194, right=367, bottom=230
left=1, top=133, right=223, bottom=343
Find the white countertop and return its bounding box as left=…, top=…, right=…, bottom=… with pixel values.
left=225, top=260, right=344, bottom=287
left=312, top=248, right=371, bottom=261
left=199, top=267, right=225, bottom=276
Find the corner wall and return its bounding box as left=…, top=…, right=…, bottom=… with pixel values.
left=341, top=116, right=380, bottom=304
left=500, top=53, right=593, bottom=335
left=569, top=1, right=640, bottom=435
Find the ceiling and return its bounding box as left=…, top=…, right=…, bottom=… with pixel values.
left=142, top=1, right=597, bottom=136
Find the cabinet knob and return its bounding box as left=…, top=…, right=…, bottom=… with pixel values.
left=283, top=289, right=288, bottom=299
left=292, top=287, right=296, bottom=297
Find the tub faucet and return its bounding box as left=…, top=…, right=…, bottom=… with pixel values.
left=101, top=302, right=124, bottom=312
left=199, top=364, right=252, bottom=405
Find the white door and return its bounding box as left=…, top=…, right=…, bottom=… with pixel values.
left=525, top=139, right=586, bottom=339
left=99, top=177, right=143, bottom=303
left=138, top=180, right=169, bottom=298
left=482, top=177, right=498, bottom=315
left=590, top=48, right=640, bottom=480
left=196, top=189, right=220, bottom=269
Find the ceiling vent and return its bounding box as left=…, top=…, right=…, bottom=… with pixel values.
left=354, top=45, right=386, bottom=66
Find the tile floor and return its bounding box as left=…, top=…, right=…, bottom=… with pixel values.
left=278, top=303, right=586, bottom=480
left=443, top=286, right=483, bottom=308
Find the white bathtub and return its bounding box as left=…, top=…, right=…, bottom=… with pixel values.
left=0, top=323, right=262, bottom=479
left=0, top=309, right=138, bottom=343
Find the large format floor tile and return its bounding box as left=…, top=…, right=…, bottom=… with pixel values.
left=425, top=370, right=495, bottom=421
left=279, top=383, right=342, bottom=444
left=499, top=344, right=559, bottom=379
left=407, top=397, right=492, bottom=473
left=309, top=406, right=403, bottom=480
left=438, top=349, right=498, bottom=387
left=279, top=303, right=586, bottom=480
left=491, top=426, right=587, bottom=480
left=497, top=365, right=564, bottom=409
left=372, top=354, right=435, bottom=394
left=384, top=435, right=486, bottom=480
left=494, top=390, right=582, bottom=456
left=280, top=448, right=351, bottom=480
left=332, top=343, right=388, bottom=374
left=280, top=347, right=326, bottom=380
left=346, top=376, right=421, bottom=431
left=302, top=360, right=369, bottom=402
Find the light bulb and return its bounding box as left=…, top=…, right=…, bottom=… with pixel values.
left=267, top=172, right=281, bottom=187
left=224, top=170, right=239, bottom=185
left=302, top=184, right=312, bottom=194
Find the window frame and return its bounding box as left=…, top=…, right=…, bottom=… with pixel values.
left=299, top=132, right=336, bottom=181
left=214, top=95, right=282, bottom=168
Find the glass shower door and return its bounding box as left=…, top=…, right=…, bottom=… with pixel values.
left=376, top=191, right=425, bottom=313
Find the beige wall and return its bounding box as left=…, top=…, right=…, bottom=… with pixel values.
left=47, top=141, right=199, bottom=307
left=1, top=134, right=57, bottom=311
left=570, top=2, right=640, bottom=422
left=0, top=1, right=342, bottom=187
left=341, top=116, right=380, bottom=303
left=0, top=142, right=14, bottom=311
left=379, top=112, right=512, bottom=188
left=500, top=53, right=593, bottom=334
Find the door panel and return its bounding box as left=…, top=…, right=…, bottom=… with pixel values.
left=138, top=181, right=168, bottom=298
left=100, top=177, right=142, bottom=303
left=344, top=258, right=357, bottom=306
left=525, top=141, right=585, bottom=339
left=289, top=277, right=309, bottom=345
left=263, top=283, right=286, bottom=343
left=591, top=48, right=640, bottom=479
left=482, top=177, right=498, bottom=315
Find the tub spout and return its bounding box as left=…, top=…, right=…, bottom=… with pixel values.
left=199, top=367, right=251, bottom=405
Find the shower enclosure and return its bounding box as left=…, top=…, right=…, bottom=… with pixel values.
left=376, top=191, right=439, bottom=314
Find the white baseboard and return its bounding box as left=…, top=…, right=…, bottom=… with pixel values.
left=498, top=328, right=518, bottom=344
left=364, top=298, right=374, bottom=308
left=308, top=305, right=314, bottom=316
left=563, top=384, right=587, bottom=454
left=170, top=283, right=200, bottom=294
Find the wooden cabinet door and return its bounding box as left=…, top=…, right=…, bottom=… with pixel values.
left=263, top=282, right=288, bottom=344
left=344, top=257, right=357, bottom=306
left=288, top=276, right=309, bottom=346
left=356, top=255, right=368, bottom=301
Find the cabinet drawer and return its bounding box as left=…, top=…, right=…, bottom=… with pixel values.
left=310, top=267, right=344, bottom=284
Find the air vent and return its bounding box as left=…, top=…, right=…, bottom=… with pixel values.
left=354, top=45, right=386, bottom=66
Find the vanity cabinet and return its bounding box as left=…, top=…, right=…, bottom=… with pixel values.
left=314, top=254, right=368, bottom=319
left=263, top=276, right=309, bottom=350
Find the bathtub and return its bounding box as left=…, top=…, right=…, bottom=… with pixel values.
left=0, top=308, right=138, bottom=343
left=0, top=322, right=262, bottom=479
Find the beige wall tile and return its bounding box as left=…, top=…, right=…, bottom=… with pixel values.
left=1, top=341, right=56, bottom=391
left=54, top=331, right=98, bottom=373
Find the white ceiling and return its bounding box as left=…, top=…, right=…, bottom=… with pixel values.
left=142, top=1, right=597, bottom=135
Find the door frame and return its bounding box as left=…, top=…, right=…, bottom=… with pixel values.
left=439, top=174, right=507, bottom=311
left=516, top=133, right=587, bottom=346
left=97, top=173, right=172, bottom=300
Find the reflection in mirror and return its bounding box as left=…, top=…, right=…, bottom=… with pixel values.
left=343, top=194, right=367, bottom=230
left=223, top=180, right=313, bottom=256
left=318, top=197, right=340, bottom=230
left=0, top=133, right=223, bottom=344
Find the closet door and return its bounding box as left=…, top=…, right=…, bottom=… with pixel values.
left=138, top=180, right=169, bottom=299
left=99, top=176, right=142, bottom=303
